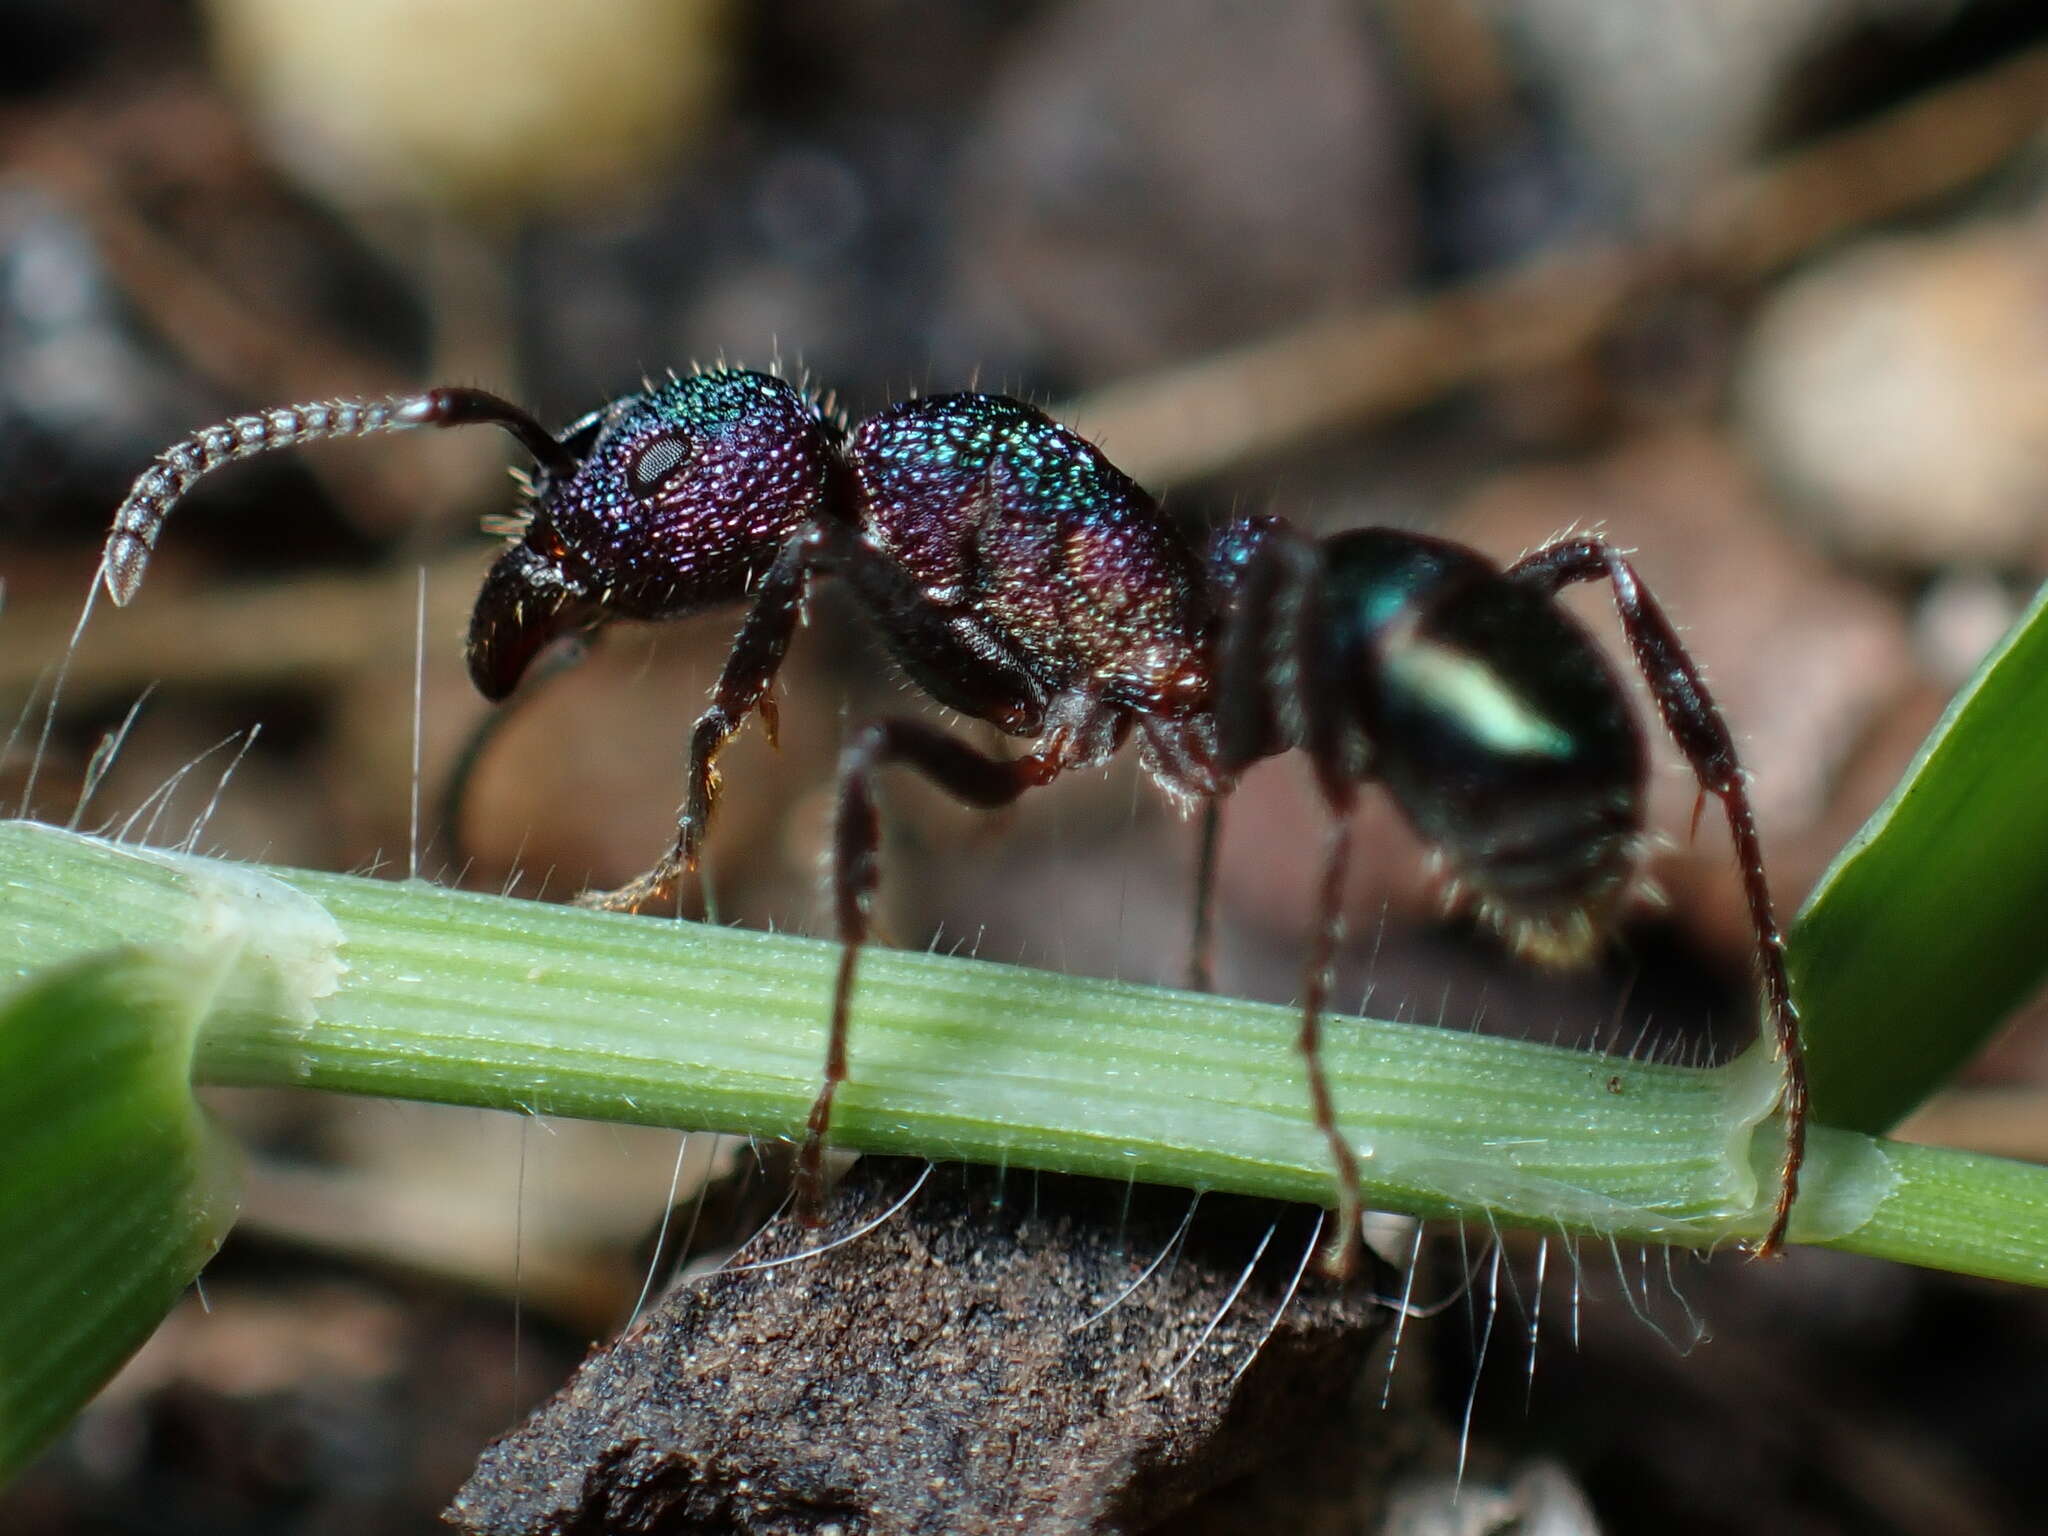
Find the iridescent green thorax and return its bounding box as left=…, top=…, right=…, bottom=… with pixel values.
left=849, top=395, right=1214, bottom=720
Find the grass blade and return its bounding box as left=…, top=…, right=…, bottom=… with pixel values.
left=0, top=948, right=242, bottom=1482
left=1789, top=579, right=2048, bottom=1133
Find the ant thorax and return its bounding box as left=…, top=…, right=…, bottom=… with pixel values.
left=845, top=393, right=1215, bottom=726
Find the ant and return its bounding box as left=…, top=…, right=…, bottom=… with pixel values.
left=100, top=368, right=1806, bottom=1268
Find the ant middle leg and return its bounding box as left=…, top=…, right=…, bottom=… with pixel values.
left=1302, top=810, right=1369, bottom=1279
left=1187, top=801, right=1223, bottom=994
left=1212, top=521, right=1372, bottom=1274
left=801, top=718, right=1063, bottom=1224
left=1506, top=535, right=1806, bottom=1255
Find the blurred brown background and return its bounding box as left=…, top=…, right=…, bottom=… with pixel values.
left=3, top=0, right=2047, bottom=1530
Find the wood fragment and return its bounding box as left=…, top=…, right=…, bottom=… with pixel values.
left=448, top=1159, right=1386, bottom=1536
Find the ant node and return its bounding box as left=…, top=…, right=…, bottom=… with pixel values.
left=101, top=367, right=1806, bottom=1269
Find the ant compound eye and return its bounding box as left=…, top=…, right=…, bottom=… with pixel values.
left=628, top=432, right=693, bottom=496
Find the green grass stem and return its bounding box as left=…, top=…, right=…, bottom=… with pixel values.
left=4, top=819, right=2043, bottom=1289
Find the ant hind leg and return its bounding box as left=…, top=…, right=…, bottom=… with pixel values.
left=1505, top=535, right=1805, bottom=1256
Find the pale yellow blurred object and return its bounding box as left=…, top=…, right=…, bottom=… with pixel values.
left=204, top=0, right=728, bottom=215
left=1738, top=217, right=2048, bottom=567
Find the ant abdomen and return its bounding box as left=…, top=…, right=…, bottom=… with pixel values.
left=1317, top=529, right=1647, bottom=963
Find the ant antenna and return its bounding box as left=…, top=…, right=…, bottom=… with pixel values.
left=100, top=388, right=577, bottom=606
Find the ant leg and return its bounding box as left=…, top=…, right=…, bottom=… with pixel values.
left=440, top=635, right=592, bottom=874
left=1187, top=801, right=1221, bottom=993
left=1304, top=813, right=1368, bottom=1279
left=1185, top=521, right=1287, bottom=998
left=1507, top=535, right=1805, bottom=1256
left=802, top=719, right=1062, bottom=1225
left=1213, top=519, right=1313, bottom=780
left=1213, top=522, right=1371, bottom=1272
left=582, top=526, right=824, bottom=913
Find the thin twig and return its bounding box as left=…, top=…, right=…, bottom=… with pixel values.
left=1062, top=44, right=2048, bottom=487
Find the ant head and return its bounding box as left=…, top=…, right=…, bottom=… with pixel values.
left=467, top=369, right=842, bottom=700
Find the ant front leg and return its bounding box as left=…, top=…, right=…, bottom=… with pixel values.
left=581, top=525, right=827, bottom=914
left=801, top=719, right=1062, bottom=1225
left=1507, top=535, right=1806, bottom=1256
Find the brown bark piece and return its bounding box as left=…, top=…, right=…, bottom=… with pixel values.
left=448, top=1159, right=1385, bottom=1536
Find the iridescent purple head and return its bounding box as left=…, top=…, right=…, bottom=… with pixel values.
left=467, top=370, right=842, bottom=699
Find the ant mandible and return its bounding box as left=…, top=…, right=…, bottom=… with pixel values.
left=101, top=368, right=1806, bottom=1267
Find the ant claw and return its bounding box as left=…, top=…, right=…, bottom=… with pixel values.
left=577, top=860, right=686, bottom=914
left=1317, top=1224, right=1369, bottom=1283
